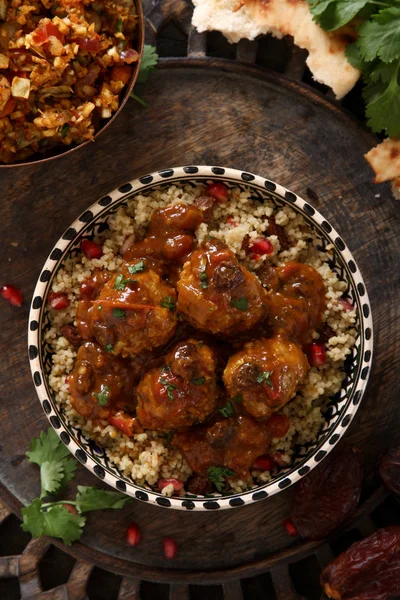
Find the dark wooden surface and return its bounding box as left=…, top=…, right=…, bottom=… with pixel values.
left=1, top=60, right=399, bottom=585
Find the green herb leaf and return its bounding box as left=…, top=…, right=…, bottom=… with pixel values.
left=358, top=7, right=400, bottom=64
left=116, top=17, right=122, bottom=33
left=75, top=486, right=131, bottom=513
left=114, top=274, right=136, bottom=290
left=160, top=296, right=176, bottom=312
left=127, top=260, right=146, bottom=274
left=26, top=428, right=77, bottom=495
left=104, top=344, right=113, bottom=353
left=218, top=400, right=235, bottom=418
left=21, top=498, right=45, bottom=538
left=137, top=44, right=158, bottom=84
left=208, top=466, right=234, bottom=492
left=93, top=384, right=110, bottom=407
left=40, top=461, right=65, bottom=497
left=255, top=370, right=273, bottom=387
left=364, top=61, right=400, bottom=137
left=59, top=123, right=70, bottom=137
left=307, top=0, right=400, bottom=139
left=192, top=376, right=206, bottom=385
left=21, top=500, right=86, bottom=546
left=309, top=0, right=372, bottom=30
left=231, top=297, right=248, bottom=312
left=159, top=378, right=177, bottom=401
left=113, top=308, right=125, bottom=319
left=199, top=259, right=208, bottom=289
left=231, top=394, right=243, bottom=404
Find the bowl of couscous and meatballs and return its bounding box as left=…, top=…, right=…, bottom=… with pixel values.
left=28, top=166, right=373, bottom=510
left=0, top=0, right=143, bottom=165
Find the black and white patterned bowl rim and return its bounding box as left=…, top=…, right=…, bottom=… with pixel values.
left=28, top=166, right=373, bottom=511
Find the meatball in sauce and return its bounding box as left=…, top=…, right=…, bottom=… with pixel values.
left=177, top=238, right=268, bottom=336
left=223, top=336, right=309, bottom=421
left=136, top=339, right=218, bottom=431
left=76, top=260, right=177, bottom=358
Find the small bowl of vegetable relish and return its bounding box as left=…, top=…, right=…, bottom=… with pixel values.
left=0, top=0, right=144, bottom=166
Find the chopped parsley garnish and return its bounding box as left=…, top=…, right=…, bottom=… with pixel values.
left=21, top=428, right=131, bottom=545
left=59, top=123, right=70, bottom=137
left=116, top=17, right=122, bottom=32
left=232, top=393, right=243, bottom=404
left=208, top=466, right=234, bottom=492
left=199, top=259, right=208, bottom=289
left=192, top=376, right=206, bottom=385
left=104, top=344, right=113, bottom=353
left=218, top=394, right=243, bottom=417
left=159, top=378, right=177, bottom=401
left=114, top=274, right=137, bottom=290
left=231, top=297, right=248, bottom=311
left=255, top=370, right=273, bottom=387
left=113, top=308, right=125, bottom=319
left=93, top=384, right=110, bottom=406
left=218, top=400, right=235, bottom=417
left=128, top=260, right=145, bottom=274
left=160, top=296, right=176, bottom=312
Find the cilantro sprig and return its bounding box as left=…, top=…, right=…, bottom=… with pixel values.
left=255, top=370, right=273, bottom=387
left=131, top=45, right=159, bottom=106
left=208, top=466, right=234, bottom=492
left=307, top=0, right=400, bottom=138
left=21, top=429, right=132, bottom=545
left=114, top=274, right=137, bottom=290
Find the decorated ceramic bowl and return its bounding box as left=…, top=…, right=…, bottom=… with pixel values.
left=28, top=166, right=373, bottom=510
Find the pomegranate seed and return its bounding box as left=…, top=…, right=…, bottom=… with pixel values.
left=270, top=452, right=290, bottom=467
left=63, top=503, right=78, bottom=515
left=158, top=478, right=184, bottom=493
left=283, top=518, right=298, bottom=537
left=249, top=237, right=274, bottom=257
left=163, top=537, right=178, bottom=559
left=126, top=523, right=141, bottom=547
left=339, top=297, right=354, bottom=312
left=226, top=216, right=238, bottom=227
left=205, top=182, right=229, bottom=203
left=48, top=292, right=70, bottom=310
left=305, top=342, right=326, bottom=367
left=252, top=455, right=275, bottom=471
left=80, top=239, right=103, bottom=260
left=1, top=284, right=23, bottom=307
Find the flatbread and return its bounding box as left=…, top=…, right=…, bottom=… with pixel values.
left=192, top=0, right=360, bottom=99
left=364, top=138, right=400, bottom=184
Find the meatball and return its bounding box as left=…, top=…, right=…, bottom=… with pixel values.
left=173, top=413, right=289, bottom=478
left=76, top=260, right=177, bottom=357
left=136, top=339, right=218, bottom=431
left=68, top=342, right=137, bottom=420
left=177, top=238, right=268, bottom=336
left=123, top=203, right=204, bottom=263
left=223, top=337, right=309, bottom=420
left=267, top=262, right=326, bottom=344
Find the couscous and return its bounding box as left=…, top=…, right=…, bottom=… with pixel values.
left=45, top=182, right=357, bottom=496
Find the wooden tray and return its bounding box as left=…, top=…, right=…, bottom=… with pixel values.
left=1, top=59, right=399, bottom=591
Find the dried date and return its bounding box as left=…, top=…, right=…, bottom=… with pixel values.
left=193, top=196, right=215, bottom=222
left=186, top=474, right=213, bottom=496
left=61, top=325, right=83, bottom=348
left=321, top=526, right=400, bottom=600
left=291, top=445, right=363, bottom=540
left=379, top=445, right=400, bottom=496
left=265, top=216, right=289, bottom=250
